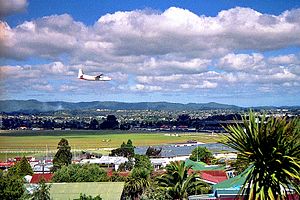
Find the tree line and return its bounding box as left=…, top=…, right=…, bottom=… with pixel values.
left=1, top=113, right=252, bottom=131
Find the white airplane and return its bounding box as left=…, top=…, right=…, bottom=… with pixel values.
left=78, top=69, right=112, bottom=81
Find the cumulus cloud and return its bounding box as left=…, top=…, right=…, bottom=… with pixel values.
left=1, top=6, right=300, bottom=102
left=130, top=84, right=162, bottom=92
left=268, top=54, right=299, bottom=65
left=218, top=53, right=265, bottom=72
left=59, top=84, right=77, bottom=92
left=32, top=84, right=53, bottom=92
left=0, top=0, right=28, bottom=17
left=1, top=7, right=300, bottom=64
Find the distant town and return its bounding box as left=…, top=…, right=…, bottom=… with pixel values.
left=1, top=101, right=299, bottom=132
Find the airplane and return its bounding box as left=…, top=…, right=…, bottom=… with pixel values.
left=78, top=69, right=112, bottom=81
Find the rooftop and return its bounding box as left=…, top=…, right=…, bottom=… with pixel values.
left=49, top=182, right=125, bottom=200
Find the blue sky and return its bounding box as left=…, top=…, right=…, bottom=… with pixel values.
left=0, top=0, right=299, bottom=106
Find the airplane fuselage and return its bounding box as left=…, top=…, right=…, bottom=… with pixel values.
left=78, top=69, right=112, bottom=81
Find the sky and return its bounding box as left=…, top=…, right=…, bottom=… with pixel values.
left=0, top=0, right=299, bottom=107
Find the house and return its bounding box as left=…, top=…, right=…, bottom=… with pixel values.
left=188, top=167, right=299, bottom=200
left=80, top=155, right=128, bottom=170
left=30, top=173, right=53, bottom=184
left=49, top=182, right=125, bottom=200
left=150, top=156, right=190, bottom=169
left=185, top=159, right=228, bottom=185
left=199, top=170, right=228, bottom=185
left=0, top=161, right=15, bottom=169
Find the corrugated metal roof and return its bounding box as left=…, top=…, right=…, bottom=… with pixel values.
left=213, top=166, right=252, bottom=190
left=30, top=173, right=53, bottom=184
left=185, top=159, right=226, bottom=171
left=49, top=182, right=125, bottom=200
left=135, top=143, right=235, bottom=158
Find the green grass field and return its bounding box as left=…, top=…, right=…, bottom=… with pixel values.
left=0, top=130, right=223, bottom=161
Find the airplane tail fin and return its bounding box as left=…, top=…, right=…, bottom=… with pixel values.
left=78, top=69, right=84, bottom=78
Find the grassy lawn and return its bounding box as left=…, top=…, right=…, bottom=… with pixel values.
left=0, top=130, right=223, bottom=160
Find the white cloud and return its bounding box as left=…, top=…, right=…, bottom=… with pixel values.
left=0, top=7, right=300, bottom=102
left=2, top=7, right=300, bottom=67
left=59, top=84, right=77, bottom=92
left=0, top=0, right=28, bottom=17
left=218, top=53, right=265, bottom=71
left=268, top=54, right=298, bottom=65
left=32, top=84, right=53, bottom=92
left=130, top=84, right=162, bottom=92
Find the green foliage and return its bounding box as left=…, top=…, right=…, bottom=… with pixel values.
left=99, top=115, right=119, bottom=129
left=134, top=154, right=154, bottom=173
left=223, top=111, right=300, bottom=199
left=118, top=158, right=134, bottom=171
left=124, top=168, right=151, bottom=200
left=232, top=153, right=250, bottom=175
left=8, top=156, right=33, bottom=177
left=74, top=193, right=102, bottom=200
left=189, top=146, right=213, bottom=163
left=52, top=164, right=108, bottom=182
left=140, top=183, right=172, bottom=200
left=145, top=146, right=162, bottom=158
left=0, top=173, right=25, bottom=200
left=52, top=138, right=72, bottom=171
left=109, top=171, right=128, bottom=182
left=156, top=161, right=210, bottom=200
left=31, top=179, right=51, bottom=200
left=110, top=139, right=135, bottom=158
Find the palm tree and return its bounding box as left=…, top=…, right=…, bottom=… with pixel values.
left=156, top=161, right=209, bottom=200
left=124, top=168, right=151, bottom=200
left=223, top=111, right=300, bottom=199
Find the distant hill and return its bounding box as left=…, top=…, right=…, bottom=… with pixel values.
left=0, top=99, right=242, bottom=113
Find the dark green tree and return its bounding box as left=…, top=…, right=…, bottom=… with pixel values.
left=8, top=156, right=33, bottom=177
left=231, top=153, right=250, bottom=175
left=145, top=147, right=162, bottom=158
left=89, top=119, right=99, bottom=130
left=0, top=173, right=25, bottom=200
left=156, top=161, right=210, bottom=199
left=52, top=138, right=72, bottom=171
left=118, top=158, right=134, bottom=171
left=110, top=139, right=135, bottom=158
left=74, top=193, right=102, bottom=200
left=100, top=115, right=119, bottom=129
left=31, top=178, right=51, bottom=200
left=189, top=146, right=213, bottom=163
left=52, top=164, right=108, bottom=182
left=134, top=154, right=154, bottom=173
left=124, top=168, right=151, bottom=200
left=223, top=112, right=300, bottom=199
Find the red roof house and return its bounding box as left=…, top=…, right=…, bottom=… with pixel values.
left=30, top=173, right=53, bottom=184
left=200, top=170, right=228, bottom=184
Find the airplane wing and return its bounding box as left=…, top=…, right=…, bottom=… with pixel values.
left=95, top=74, right=103, bottom=78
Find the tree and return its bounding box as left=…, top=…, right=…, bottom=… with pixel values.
left=124, top=168, right=151, bottom=200
left=110, top=139, right=135, bottom=158
left=52, top=138, right=72, bottom=171
left=74, top=193, right=102, bottom=200
left=189, top=146, right=213, bottom=164
left=156, top=161, right=209, bottom=200
left=223, top=111, right=300, bottom=199
left=145, top=147, right=162, bottom=158
left=52, top=164, right=108, bottom=182
left=231, top=153, right=250, bottom=175
left=8, top=156, right=33, bottom=177
left=134, top=154, right=154, bottom=173
left=177, top=114, right=191, bottom=126
left=0, top=172, right=25, bottom=200
left=100, top=115, right=119, bottom=129
left=89, top=119, right=99, bottom=130
left=31, top=178, right=51, bottom=200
